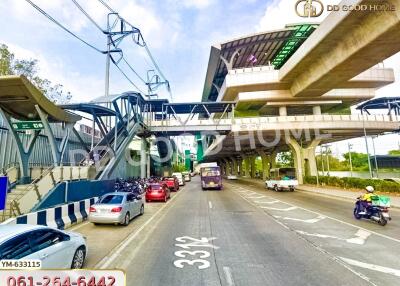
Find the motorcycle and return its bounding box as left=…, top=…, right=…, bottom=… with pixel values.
left=353, top=197, right=391, bottom=226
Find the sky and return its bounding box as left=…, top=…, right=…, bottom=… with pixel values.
left=1, top=0, right=399, bottom=158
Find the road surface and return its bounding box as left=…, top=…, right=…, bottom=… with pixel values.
left=74, top=177, right=400, bottom=286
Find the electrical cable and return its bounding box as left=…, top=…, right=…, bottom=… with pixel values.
left=24, top=0, right=104, bottom=54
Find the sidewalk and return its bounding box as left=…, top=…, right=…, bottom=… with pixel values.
left=233, top=177, right=400, bottom=208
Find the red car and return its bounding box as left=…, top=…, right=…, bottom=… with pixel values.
left=145, top=183, right=171, bottom=202
left=163, top=177, right=179, bottom=192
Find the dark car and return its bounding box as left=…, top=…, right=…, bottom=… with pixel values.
left=145, top=183, right=171, bottom=202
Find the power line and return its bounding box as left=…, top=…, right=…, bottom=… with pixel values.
left=71, top=0, right=104, bottom=32
left=96, top=0, right=172, bottom=99
left=24, top=0, right=104, bottom=54
left=122, top=57, right=147, bottom=84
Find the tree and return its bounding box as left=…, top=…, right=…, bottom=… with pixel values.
left=277, top=151, right=294, bottom=167
left=388, top=150, right=400, bottom=156
left=0, top=44, right=71, bottom=104
left=342, top=152, right=369, bottom=170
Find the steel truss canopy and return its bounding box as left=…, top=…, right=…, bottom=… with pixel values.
left=356, top=97, right=400, bottom=111
left=60, top=103, right=116, bottom=117
left=202, top=23, right=318, bottom=102
left=163, top=102, right=236, bottom=115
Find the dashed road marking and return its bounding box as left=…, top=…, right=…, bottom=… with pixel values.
left=340, top=257, right=400, bottom=277
left=223, top=266, right=236, bottom=286
left=230, top=184, right=400, bottom=244
left=254, top=200, right=280, bottom=204
left=260, top=206, right=298, bottom=211
left=209, top=201, right=213, bottom=209
left=274, top=215, right=326, bottom=224
left=296, top=229, right=371, bottom=245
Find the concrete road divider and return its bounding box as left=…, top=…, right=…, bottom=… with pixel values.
left=1, top=197, right=97, bottom=229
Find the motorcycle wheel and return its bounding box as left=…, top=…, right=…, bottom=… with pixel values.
left=353, top=207, right=362, bottom=220
left=378, top=214, right=387, bottom=226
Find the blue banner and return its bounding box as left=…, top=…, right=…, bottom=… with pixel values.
left=0, top=176, right=8, bottom=211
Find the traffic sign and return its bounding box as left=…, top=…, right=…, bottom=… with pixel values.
left=12, top=121, right=44, bottom=130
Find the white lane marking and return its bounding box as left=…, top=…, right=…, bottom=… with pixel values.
left=254, top=200, right=280, bottom=204
left=223, top=266, right=236, bottom=286
left=296, top=229, right=371, bottom=245
left=236, top=187, right=400, bottom=244
left=95, top=190, right=184, bottom=269
left=346, top=229, right=371, bottom=245
left=209, top=201, right=213, bottom=209
left=274, top=215, right=326, bottom=224
left=69, top=221, right=89, bottom=231
left=340, top=257, right=400, bottom=278
left=246, top=195, right=266, bottom=199
left=260, top=206, right=298, bottom=211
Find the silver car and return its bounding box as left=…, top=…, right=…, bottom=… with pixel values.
left=0, top=224, right=87, bottom=269
left=89, top=192, right=144, bottom=225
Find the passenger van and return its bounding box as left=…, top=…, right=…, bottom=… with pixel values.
left=200, top=166, right=222, bottom=190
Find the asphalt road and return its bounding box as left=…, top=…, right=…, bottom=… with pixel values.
left=99, top=177, right=391, bottom=286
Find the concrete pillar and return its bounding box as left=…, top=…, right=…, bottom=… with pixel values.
left=250, top=155, right=256, bottom=178
left=231, top=157, right=238, bottom=176
left=257, top=150, right=271, bottom=181
left=312, top=105, right=321, bottom=115
left=140, top=138, right=147, bottom=178
left=223, top=158, right=231, bottom=176
left=270, top=149, right=278, bottom=170
left=287, top=138, right=321, bottom=184
left=243, top=156, right=251, bottom=178
left=238, top=158, right=243, bottom=177
left=279, top=106, right=287, bottom=116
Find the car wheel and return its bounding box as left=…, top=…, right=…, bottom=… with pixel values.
left=123, top=212, right=130, bottom=226
left=71, top=246, right=86, bottom=269
left=164, top=195, right=168, bottom=202
left=140, top=204, right=144, bottom=215
left=274, top=186, right=279, bottom=192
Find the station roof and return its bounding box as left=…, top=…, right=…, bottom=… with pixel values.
left=201, top=23, right=318, bottom=102
left=60, top=103, right=116, bottom=117
left=91, top=92, right=169, bottom=112
left=164, top=101, right=235, bottom=115
left=0, top=75, right=81, bottom=122
left=356, top=97, right=400, bottom=110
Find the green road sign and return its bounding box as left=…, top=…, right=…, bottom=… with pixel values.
left=12, top=121, right=44, bottom=131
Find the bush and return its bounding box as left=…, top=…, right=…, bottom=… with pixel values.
left=303, top=176, right=400, bottom=193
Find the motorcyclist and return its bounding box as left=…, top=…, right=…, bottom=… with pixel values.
left=358, top=186, right=375, bottom=215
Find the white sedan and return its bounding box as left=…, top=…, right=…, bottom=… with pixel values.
left=0, top=224, right=87, bottom=269
left=227, top=175, right=238, bottom=180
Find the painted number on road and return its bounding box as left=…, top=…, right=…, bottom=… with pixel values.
left=173, top=236, right=218, bottom=270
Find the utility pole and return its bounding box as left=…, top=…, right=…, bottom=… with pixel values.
left=372, top=135, right=379, bottom=178
left=325, top=145, right=330, bottom=177
left=348, top=143, right=353, bottom=177
left=361, top=110, right=373, bottom=178
left=320, top=146, right=325, bottom=176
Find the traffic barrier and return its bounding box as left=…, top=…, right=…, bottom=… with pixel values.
left=1, top=197, right=97, bottom=229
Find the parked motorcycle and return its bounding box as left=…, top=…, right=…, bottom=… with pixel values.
left=353, top=196, right=391, bottom=226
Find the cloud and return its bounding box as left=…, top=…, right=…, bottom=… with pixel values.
left=183, top=0, right=213, bottom=9
left=6, top=42, right=104, bottom=102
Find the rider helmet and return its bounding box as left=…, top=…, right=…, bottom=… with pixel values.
left=365, top=186, right=374, bottom=193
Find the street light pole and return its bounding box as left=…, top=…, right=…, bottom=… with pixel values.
left=348, top=143, right=353, bottom=177
left=372, top=135, right=379, bottom=178
left=361, top=110, right=373, bottom=178
left=325, top=145, right=330, bottom=177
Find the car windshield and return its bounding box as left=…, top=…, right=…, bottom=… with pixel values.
left=202, top=168, right=220, bottom=177
left=100, top=195, right=123, bottom=204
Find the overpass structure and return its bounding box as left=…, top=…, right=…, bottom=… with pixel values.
left=200, top=0, right=400, bottom=183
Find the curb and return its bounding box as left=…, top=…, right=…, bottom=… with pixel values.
left=1, top=197, right=98, bottom=229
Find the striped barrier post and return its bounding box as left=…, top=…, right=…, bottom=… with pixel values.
left=1, top=197, right=97, bottom=230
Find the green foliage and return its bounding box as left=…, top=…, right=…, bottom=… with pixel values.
left=0, top=44, right=71, bottom=103
left=277, top=151, right=294, bottom=167
left=316, top=154, right=348, bottom=171
left=388, top=150, right=400, bottom=156
left=304, top=175, right=400, bottom=193
left=234, top=109, right=260, bottom=117
left=172, top=164, right=186, bottom=172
